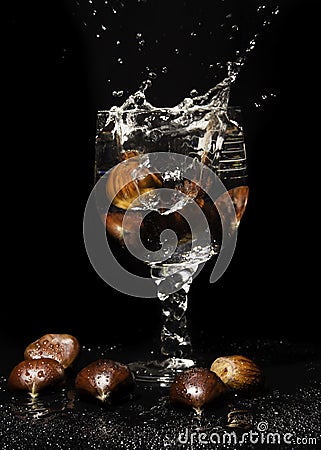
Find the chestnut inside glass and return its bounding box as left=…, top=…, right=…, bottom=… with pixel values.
left=93, top=105, right=248, bottom=383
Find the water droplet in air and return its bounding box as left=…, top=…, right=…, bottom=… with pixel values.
left=93, top=9, right=97, bottom=16
left=161, top=66, right=168, bottom=74
left=101, top=25, right=107, bottom=31
left=112, top=91, right=124, bottom=98
left=148, top=72, right=157, bottom=79
left=273, top=7, right=280, bottom=15
left=136, top=32, right=142, bottom=39
left=190, top=89, right=198, bottom=97
left=112, top=8, right=117, bottom=14
left=190, top=32, right=197, bottom=37
left=117, top=58, right=123, bottom=64
left=231, top=25, right=238, bottom=31
left=263, top=20, right=270, bottom=27
left=174, top=48, right=180, bottom=55
left=134, top=93, right=145, bottom=105
left=257, top=5, right=266, bottom=12
left=96, top=34, right=100, bottom=38
left=226, top=13, right=232, bottom=19
left=116, top=40, right=121, bottom=45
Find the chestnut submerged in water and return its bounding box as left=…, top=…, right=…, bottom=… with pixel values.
left=169, top=367, right=227, bottom=414
left=75, top=359, right=135, bottom=403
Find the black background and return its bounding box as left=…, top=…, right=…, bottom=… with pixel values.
left=2, top=0, right=319, bottom=366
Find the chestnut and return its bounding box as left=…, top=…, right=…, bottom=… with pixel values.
left=24, top=333, right=80, bottom=369
left=8, top=358, right=65, bottom=398
left=169, top=367, right=227, bottom=414
left=75, top=359, right=135, bottom=403
left=106, top=158, right=162, bottom=210
left=210, top=355, right=263, bottom=393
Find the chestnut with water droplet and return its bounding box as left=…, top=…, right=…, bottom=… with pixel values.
left=210, top=355, right=263, bottom=393
left=75, top=359, right=135, bottom=403
left=169, top=367, right=227, bottom=414
left=24, top=333, right=80, bottom=369
left=8, top=358, right=65, bottom=399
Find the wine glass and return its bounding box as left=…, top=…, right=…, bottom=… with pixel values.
left=84, top=103, right=248, bottom=383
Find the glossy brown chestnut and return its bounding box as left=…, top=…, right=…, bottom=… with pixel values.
left=210, top=355, right=263, bottom=393
left=75, top=359, right=135, bottom=403
left=106, top=158, right=162, bottom=210
left=24, top=333, right=80, bottom=369
left=169, top=367, right=227, bottom=413
left=8, top=358, right=65, bottom=398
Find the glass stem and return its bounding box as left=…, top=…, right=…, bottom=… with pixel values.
left=159, top=287, right=192, bottom=358
left=154, top=265, right=198, bottom=359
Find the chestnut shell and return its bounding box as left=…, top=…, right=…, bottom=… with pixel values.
left=24, top=333, right=80, bottom=369
left=8, top=358, right=65, bottom=397
left=170, top=367, right=227, bottom=411
left=75, top=359, right=135, bottom=402
left=210, top=355, right=263, bottom=393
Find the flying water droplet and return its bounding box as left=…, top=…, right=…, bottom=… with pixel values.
left=273, top=7, right=280, bottom=15
left=190, top=89, right=198, bottom=97
left=226, top=13, right=232, bottom=19
left=118, top=58, right=123, bottom=64
left=174, top=48, right=180, bottom=55
left=161, top=66, right=168, bottom=74
left=112, top=90, right=124, bottom=98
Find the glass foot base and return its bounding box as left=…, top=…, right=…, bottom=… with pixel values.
left=128, top=357, right=195, bottom=385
